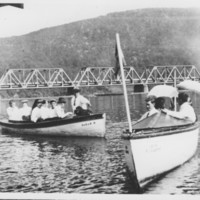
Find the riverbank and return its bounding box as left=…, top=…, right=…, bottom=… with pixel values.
left=0, top=85, right=135, bottom=99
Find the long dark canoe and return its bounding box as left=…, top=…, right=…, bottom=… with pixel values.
left=0, top=113, right=106, bottom=137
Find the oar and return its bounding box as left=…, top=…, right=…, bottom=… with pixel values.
left=116, top=33, right=132, bottom=132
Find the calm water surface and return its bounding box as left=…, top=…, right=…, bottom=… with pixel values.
left=0, top=93, right=200, bottom=194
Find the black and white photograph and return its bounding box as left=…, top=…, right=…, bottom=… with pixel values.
left=0, top=0, right=200, bottom=199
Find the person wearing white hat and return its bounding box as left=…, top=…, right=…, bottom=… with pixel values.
left=7, top=100, right=21, bottom=121
left=20, top=99, right=31, bottom=121
left=71, top=87, right=92, bottom=116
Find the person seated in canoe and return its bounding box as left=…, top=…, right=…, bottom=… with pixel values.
left=163, top=92, right=196, bottom=122
left=155, top=97, right=165, bottom=110
left=20, top=99, right=31, bottom=121
left=31, top=99, right=44, bottom=122
left=137, top=95, right=158, bottom=121
left=48, top=99, right=58, bottom=118
left=40, top=100, right=51, bottom=120
left=71, top=86, right=92, bottom=116
left=7, top=100, right=22, bottom=121
left=55, top=97, right=73, bottom=118
left=31, top=99, right=40, bottom=111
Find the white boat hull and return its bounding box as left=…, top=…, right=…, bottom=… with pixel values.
left=0, top=113, right=106, bottom=137
left=123, top=123, right=199, bottom=189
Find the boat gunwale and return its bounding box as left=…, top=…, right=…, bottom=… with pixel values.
left=0, top=113, right=105, bottom=129
left=122, top=122, right=199, bottom=140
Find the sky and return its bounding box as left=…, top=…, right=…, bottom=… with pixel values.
left=0, top=0, right=200, bottom=38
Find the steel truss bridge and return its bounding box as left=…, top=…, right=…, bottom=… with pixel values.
left=0, top=65, right=200, bottom=90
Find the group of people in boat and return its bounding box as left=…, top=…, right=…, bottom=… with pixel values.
left=138, top=92, right=196, bottom=123
left=6, top=84, right=196, bottom=124
left=6, top=87, right=92, bottom=122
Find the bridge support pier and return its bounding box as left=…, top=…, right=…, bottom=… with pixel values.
left=143, top=84, right=149, bottom=93
left=133, top=84, right=148, bottom=93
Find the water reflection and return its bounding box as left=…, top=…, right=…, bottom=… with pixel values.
left=144, top=154, right=200, bottom=194
left=0, top=133, right=109, bottom=193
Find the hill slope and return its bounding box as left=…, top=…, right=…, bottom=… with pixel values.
left=0, top=8, right=200, bottom=96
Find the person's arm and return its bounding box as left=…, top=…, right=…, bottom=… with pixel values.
left=162, top=108, right=185, bottom=119
left=31, top=108, right=38, bottom=122
left=55, top=106, right=65, bottom=118
left=137, top=112, right=148, bottom=122
left=81, top=96, right=91, bottom=108
left=27, top=107, right=32, bottom=116
left=7, top=107, right=12, bottom=118
left=71, top=97, right=76, bottom=112
left=179, top=105, right=196, bottom=122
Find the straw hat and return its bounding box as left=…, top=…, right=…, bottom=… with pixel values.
left=57, top=97, right=66, bottom=104
left=21, top=99, right=28, bottom=103
left=50, top=99, right=56, bottom=103
left=37, top=99, right=44, bottom=104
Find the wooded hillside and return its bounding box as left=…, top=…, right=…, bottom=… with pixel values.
left=1, top=8, right=200, bottom=97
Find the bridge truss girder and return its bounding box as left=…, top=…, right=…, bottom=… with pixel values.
left=0, top=65, right=200, bottom=90
left=73, top=67, right=142, bottom=86
left=142, top=65, right=200, bottom=85
left=0, top=68, right=73, bottom=89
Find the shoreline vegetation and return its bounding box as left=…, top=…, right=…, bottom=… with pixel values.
left=0, top=85, right=131, bottom=99
left=1, top=8, right=200, bottom=98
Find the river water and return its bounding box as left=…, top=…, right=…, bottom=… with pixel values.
left=0, top=93, right=200, bottom=194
